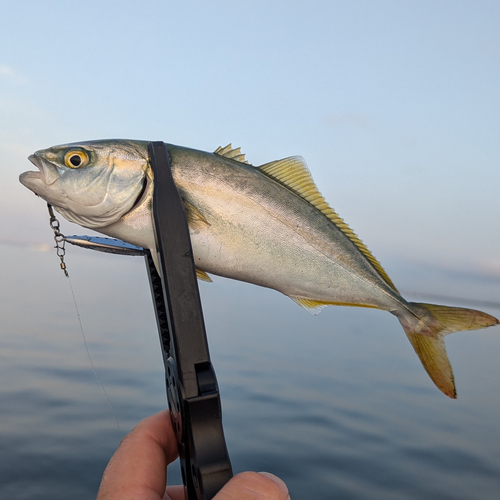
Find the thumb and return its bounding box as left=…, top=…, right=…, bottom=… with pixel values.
left=214, top=471, right=290, bottom=499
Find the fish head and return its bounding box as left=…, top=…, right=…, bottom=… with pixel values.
left=20, top=139, right=149, bottom=229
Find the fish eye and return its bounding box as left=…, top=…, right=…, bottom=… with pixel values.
left=64, top=149, right=90, bottom=169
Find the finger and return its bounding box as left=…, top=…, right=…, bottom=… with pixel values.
left=97, top=410, right=179, bottom=500
left=163, top=485, right=185, bottom=500
left=214, top=471, right=290, bottom=500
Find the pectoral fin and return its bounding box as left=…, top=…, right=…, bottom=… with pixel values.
left=182, top=198, right=210, bottom=230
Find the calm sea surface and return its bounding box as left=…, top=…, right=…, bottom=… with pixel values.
left=1, top=242, right=499, bottom=499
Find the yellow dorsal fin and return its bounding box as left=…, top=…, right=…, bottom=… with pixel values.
left=258, top=156, right=398, bottom=292
left=214, top=144, right=249, bottom=164
left=196, top=269, right=213, bottom=282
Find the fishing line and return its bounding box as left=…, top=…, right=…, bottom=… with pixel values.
left=48, top=203, right=120, bottom=430
left=66, top=275, right=121, bottom=430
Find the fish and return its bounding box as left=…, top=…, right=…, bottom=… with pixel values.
left=19, top=139, right=499, bottom=398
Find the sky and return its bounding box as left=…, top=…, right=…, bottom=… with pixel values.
left=1, top=0, right=499, bottom=279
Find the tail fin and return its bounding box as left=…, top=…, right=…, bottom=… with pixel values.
left=397, top=303, right=499, bottom=398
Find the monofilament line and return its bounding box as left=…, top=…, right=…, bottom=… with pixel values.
left=66, top=275, right=121, bottom=430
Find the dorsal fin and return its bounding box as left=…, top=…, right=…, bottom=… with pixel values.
left=214, top=144, right=249, bottom=164
left=258, top=156, right=398, bottom=292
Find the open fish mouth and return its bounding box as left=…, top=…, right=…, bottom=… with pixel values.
left=24, top=154, right=60, bottom=186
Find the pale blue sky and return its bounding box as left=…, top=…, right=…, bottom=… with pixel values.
left=1, top=0, right=499, bottom=278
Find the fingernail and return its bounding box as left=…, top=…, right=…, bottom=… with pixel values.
left=258, top=472, right=291, bottom=499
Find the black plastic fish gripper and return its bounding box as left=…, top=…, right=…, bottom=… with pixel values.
left=145, top=141, right=233, bottom=500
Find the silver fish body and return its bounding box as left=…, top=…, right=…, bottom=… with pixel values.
left=105, top=145, right=402, bottom=312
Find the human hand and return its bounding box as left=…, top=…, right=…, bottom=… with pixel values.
left=96, top=410, right=290, bottom=500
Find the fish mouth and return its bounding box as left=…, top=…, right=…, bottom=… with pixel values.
left=28, top=154, right=60, bottom=185
left=20, top=154, right=61, bottom=195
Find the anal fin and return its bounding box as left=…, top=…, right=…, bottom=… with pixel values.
left=289, top=296, right=332, bottom=315
left=290, top=295, right=379, bottom=315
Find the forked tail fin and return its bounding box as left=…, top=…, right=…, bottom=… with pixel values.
left=397, top=303, right=499, bottom=398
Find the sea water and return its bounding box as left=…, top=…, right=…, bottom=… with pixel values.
left=1, top=243, right=499, bottom=499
